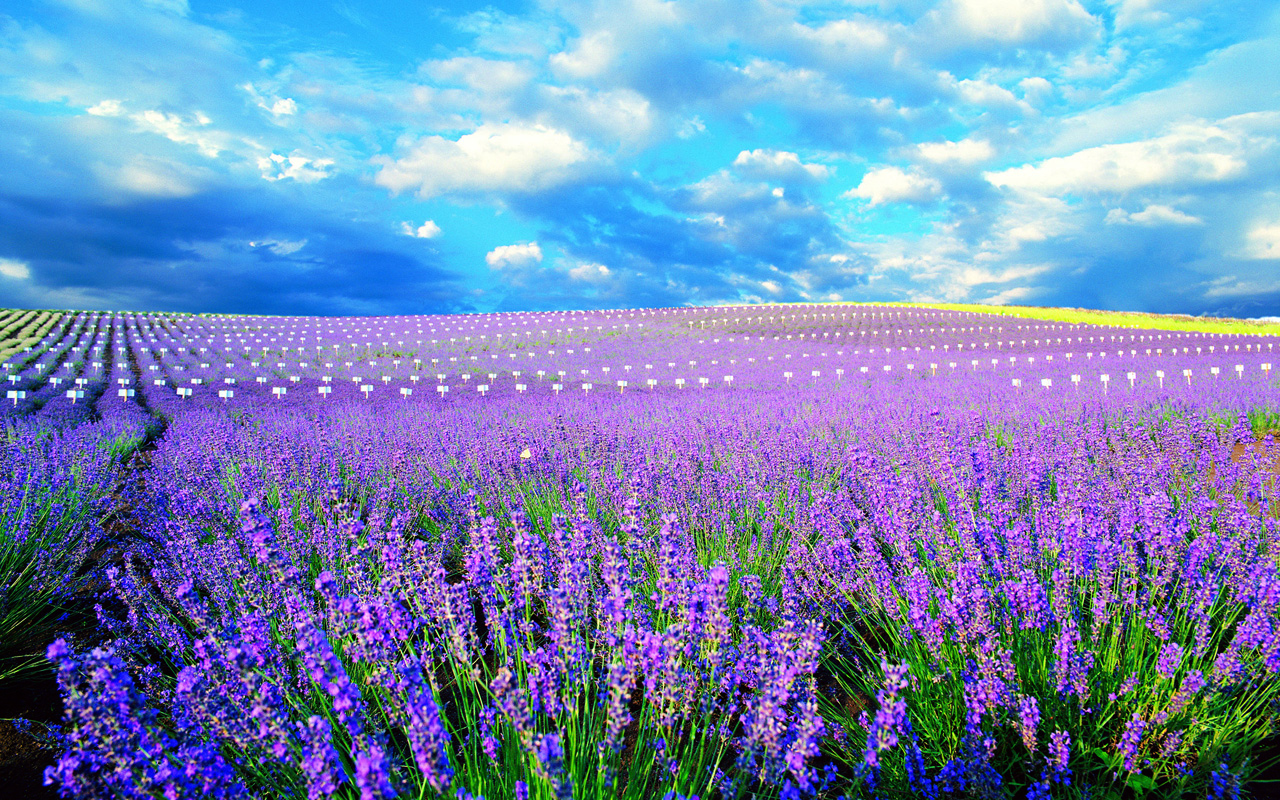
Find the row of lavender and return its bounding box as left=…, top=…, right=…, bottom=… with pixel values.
left=0, top=412, right=151, bottom=683
left=4, top=308, right=1275, bottom=419
left=1, top=310, right=159, bottom=683
left=3, top=306, right=1278, bottom=798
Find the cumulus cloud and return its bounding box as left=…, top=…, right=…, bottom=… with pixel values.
left=845, top=167, right=942, bottom=205
left=916, top=138, right=994, bottom=165
left=952, top=78, right=1026, bottom=111
left=1243, top=219, right=1280, bottom=260
left=567, top=261, right=611, bottom=283
left=86, top=99, right=125, bottom=116
left=985, top=118, right=1266, bottom=195
left=1105, top=204, right=1203, bottom=226
left=421, top=56, right=535, bottom=94
left=732, top=149, right=829, bottom=183
left=485, top=241, right=543, bottom=268
left=539, top=86, right=654, bottom=147
left=401, top=220, right=442, bottom=239
left=931, top=0, right=1099, bottom=47
left=374, top=124, right=595, bottom=198
left=548, top=30, right=616, bottom=80
left=0, top=258, right=31, bottom=280
left=258, top=152, right=334, bottom=183
left=1019, top=77, right=1054, bottom=105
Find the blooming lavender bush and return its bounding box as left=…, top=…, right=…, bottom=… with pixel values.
left=2, top=304, right=1278, bottom=798
left=1, top=413, right=148, bottom=681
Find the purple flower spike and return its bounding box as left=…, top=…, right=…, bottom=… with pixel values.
left=1117, top=712, right=1147, bottom=772
left=862, top=661, right=910, bottom=771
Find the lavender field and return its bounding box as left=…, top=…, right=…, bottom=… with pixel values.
left=3, top=303, right=1280, bottom=799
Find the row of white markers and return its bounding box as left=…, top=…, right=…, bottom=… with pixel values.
left=9, top=355, right=1274, bottom=406
left=12, top=363, right=1271, bottom=405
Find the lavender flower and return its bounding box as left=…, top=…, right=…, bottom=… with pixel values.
left=298, top=716, right=343, bottom=800
left=1048, top=729, right=1071, bottom=778
left=862, top=661, right=910, bottom=770
left=399, top=659, right=453, bottom=792
left=1117, top=712, right=1147, bottom=772
left=1156, top=641, right=1184, bottom=680
left=1016, top=694, right=1040, bottom=752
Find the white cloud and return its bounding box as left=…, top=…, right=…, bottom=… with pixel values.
left=986, top=119, right=1261, bottom=195
left=134, top=109, right=226, bottom=158
left=1006, top=223, right=1048, bottom=242
left=1049, top=41, right=1280, bottom=154
left=982, top=285, right=1039, bottom=305
left=86, top=99, right=125, bottom=116
left=549, top=30, right=616, bottom=79
left=101, top=158, right=202, bottom=197
left=844, top=166, right=941, bottom=205
left=80, top=102, right=259, bottom=167
left=1108, top=0, right=1177, bottom=30
left=540, top=86, right=653, bottom=147
left=241, top=83, right=298, bottom=117
left=485, top=241, right=543, bottom=268
left=1104, top=204, right=1202, bottom=226
left=954, top=78, right=1025, bottom=111
left=401, top=220, right=442, bottom=239
left=421, top=56, right=535, bottom=94
left=936, top=0, right=1098, bottom=46
left=258, top=152, right=334, bottom=183
left=374, top=123, right=594, bottom=198
left=1204, top=273, right=1280, bottom=297
left=677, top=116, right=706, bottom=139
left=685, top=171, right=780, bottom=211
left=1019, top=77, right=1054, bottom=106
left=249, top=239, right=307, bottom=256
left=976, top=195, right=1076, bottom=253
left=799, top=18, right=891, bottom=54
left=0, top=258, right=31, bottom=280
left=1060, top=44, right=1128, bottom=82
left=732, top=149, right=829, bottom=182
left=567, top=262, right=611, bottom=283
left=1243, top=219, right=1280, bottom=260
left=916, top=138, right=994, bottom=165
left=80, top=94, right=297, bottom=181
left=954, top=262, right=1053, bottom=287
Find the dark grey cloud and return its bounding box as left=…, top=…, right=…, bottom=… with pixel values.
left=0, top=180, right=468, bottom=315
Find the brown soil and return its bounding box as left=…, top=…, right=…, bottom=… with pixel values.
left=0, top=673, right=62, bottom=799
left=1229, top=431, right=1280, bottom=475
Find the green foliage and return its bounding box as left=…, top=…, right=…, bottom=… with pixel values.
left=854, top=301, right=1280, bottom=336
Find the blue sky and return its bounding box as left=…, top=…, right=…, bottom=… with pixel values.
left=1, top=0, right=1278, bottom=316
